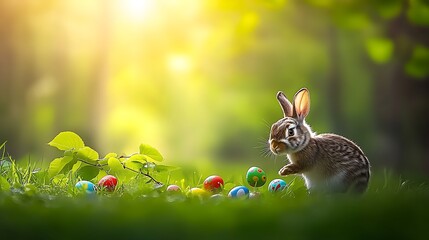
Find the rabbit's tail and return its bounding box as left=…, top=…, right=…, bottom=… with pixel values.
left=349, top=171, right=370, bottom=194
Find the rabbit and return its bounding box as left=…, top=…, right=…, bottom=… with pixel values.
left=269, top=88, right=370, bottom=193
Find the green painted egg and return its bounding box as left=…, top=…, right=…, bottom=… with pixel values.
left=246, top=167, right=267, bottom=187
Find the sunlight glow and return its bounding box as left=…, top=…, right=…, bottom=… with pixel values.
left=119, top=0, right=155, bottom=22
left=167, top=54, right=192, bottom=74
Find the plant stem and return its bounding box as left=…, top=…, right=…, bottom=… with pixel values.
left=76, top=157, right=162, bottom=185
left=121, top=163, right=162, bottom=185
left=118, top=153, right=138, bottom=159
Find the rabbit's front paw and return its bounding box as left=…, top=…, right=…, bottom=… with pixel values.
left=278, top=164, right=301, bottom=176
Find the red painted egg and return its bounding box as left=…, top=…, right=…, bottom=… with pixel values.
left=98, top=175, right=118, bottom=191
left=203, top=175, right=224, bottom=193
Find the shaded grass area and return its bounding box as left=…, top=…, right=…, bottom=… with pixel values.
left=1, top=146, right=428, bottom=240
left=0, top=179, right=428, bottom=240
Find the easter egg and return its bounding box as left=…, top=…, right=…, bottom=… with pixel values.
left=268, top=179, right=287, bottom=193
left=98, top=175, right=118, bottom=191
left=188, top=187, right=209, bottom=198
left=209, top=193, right=225, bottom=204
left=166, top=184, right=181, bottom=192
left=228, top=186, right=250, bottom=199
left=246, top=167, right=267, bottom=187
left=249, top=192, right=261, bottom=199
left=210, top=193, right=225, bottom=200
left=203, top=175, right=224, bottom=193
left=75, top=180, right=96, bottom=194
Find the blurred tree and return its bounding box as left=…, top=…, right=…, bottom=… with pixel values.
left=302, top=0, right=429, bottom=173
left=0, top=1, right=38, bottom=155
left=0, top=0, right=428, bottom=177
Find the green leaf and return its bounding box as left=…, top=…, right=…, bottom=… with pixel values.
left=107, top=157, right=123, bottom=172
left=124, top=161, right=143, bottom=172
left=76, top=166, right=100, bottom=181
left=64, top=150, right=74, bottom=157
left=48, top=131, right=84, bottom=151
left=99, top=152, right=116, bottom=166
left=0, top=176, right=10, bottom=191
left=95, top=170, right=108, bottom=181
left=99, top=158, right=109, bottom=166
left=139, top=144, right=163, bottom=162
left=405, top=45, right=429, bottom=78
left=123, top=155, right=148, bottom=172
left=71, top=161, right=82, bottom=174
left=48, top=156, right=75, bottom=177
left=365, top=38, right=393, bottom=64
left=103, top=152, right=118, bottom=159
left=72, top=161, right=100, bottom=181
left=128, top=154, right=147, bottom=164
left=76, top=146, right=99, bottom=164
left=107, top=157, right=135, bottom=181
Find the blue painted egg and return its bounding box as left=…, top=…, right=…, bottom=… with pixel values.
left=268, top=179, right=287, bottom=193
left=228, top=186, right=250, bottom=198
left=75, top=180, right=96, bottom=194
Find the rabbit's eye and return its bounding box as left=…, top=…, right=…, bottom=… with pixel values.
left=288, top=128, right=295, bottom=136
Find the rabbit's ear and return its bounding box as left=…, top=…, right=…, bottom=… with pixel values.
left=293, top=88, right=310, bottom=121
left=277, top=91, right=293, bottom=117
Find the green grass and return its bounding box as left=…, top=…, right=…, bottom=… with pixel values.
left=1, top=146, right=429, bottom=240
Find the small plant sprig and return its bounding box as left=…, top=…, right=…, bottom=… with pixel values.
left=48, top=131, right=175, bottom=186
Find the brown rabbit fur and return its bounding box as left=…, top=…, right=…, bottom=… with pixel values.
left=269, top=88, right=370, bottom=193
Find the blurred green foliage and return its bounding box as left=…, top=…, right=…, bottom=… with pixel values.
left=0, top=0, right=428, bottom=179
left=406, top=45, right=429, bottom=78
left=0, top=191, right=428, bottom=240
